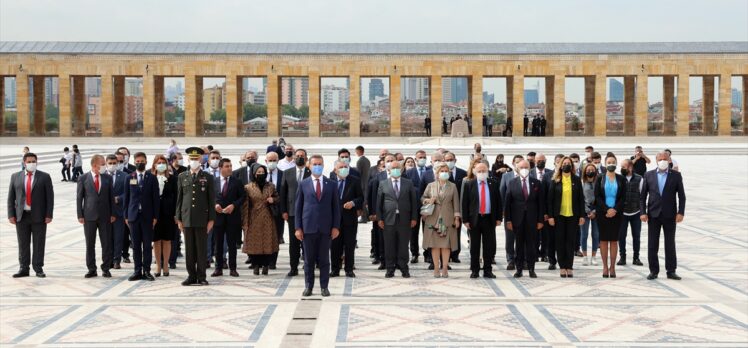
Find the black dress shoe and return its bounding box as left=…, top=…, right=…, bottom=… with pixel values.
left=548, top=264, right=557, bottom=270
left=377, top=263, right=386, bottom=270
left=470, top=272, right=479, bottom=278
left=143, top=272, right=155, bottom=281
left=287, top=269, right=299, bottom=277
left=647, top=273, right=658, bottom=280
left=163, top=272, right=170, bottom=277
left=181, top=278, right=196, bottom=286
left=262, top=266, right=269, bottom=275
left=345, top=271, right=356, bottom=278
left=321, top=288, right=331, bottom=297
left=198, top=279, right=209, bottom=286
left=102, top=270, right=112, bottom=278
left=385, top=271, right=395, bottom=278
left=483, top=272, right=497, bottom=279
left=617, top=258, right=626, bottom=266
left=211, top=270, right=223, bottom=277
left=371, top=259, right=380, bottom=265
left=13, top=270, right=30, bottom=278
left=452, top=257, right=461, bottom=263
left=35, top=271, right=46, bottom=278
left=128, top=273, right=142, bottom=281
left=169, top=263, right=177, bottom=269
left=302, top=288, right=312, bottom=297
left=229, top=270, right=239, bottom=277
left=269, top=264, right=277, bottom=270
left=410, top=256, right=418, bottom=263
left=540, top=256, right=548, bottom=262
left=666, top=272, right=681, bottom=280
left=506, top=262, right=516, bottom=271
left=402, top=271, right=411, bottom=278
left=529, top=271, right=537, bottom=278
left=330, top=270, right=340, bottom=277
left=245, top=257, right=252, bottom=264
left=113, top=262, right=121, bottom=269
left=632, top=258, right=643, bottom=266
left=513, top=271, right=523, bottom=278
left=428, top=263, right=435, bottom=270
left=122, top=256, right=131, bottom=263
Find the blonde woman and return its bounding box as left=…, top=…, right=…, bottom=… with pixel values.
left=421, top=163, right=461, bottom=278
left=546, top=156, right=585, bottom=278
left=151, top=154, right=177, bottom=277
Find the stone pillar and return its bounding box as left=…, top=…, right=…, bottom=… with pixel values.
left=594, top=74, right=606, bottom=136
left=703, top=76, right=715, bottom=135
left=72, top=76, right=86, bottom=136
left=154, top=76, right=165, bottom=136
left=676, top=74, right=690, bottom=136
left=430, top=76, right=442, bottom=137
left=471, top=76, right=483, bottom=136
left=349, top=75, right=361, bottom=137
left=718, top=74, right=732, bottom=136
left=16, top=74, right=29, bottom=136
left=184, top=74, right=199, bottom=137
left=552, top=75, right=565, bottom=137
left=0, top=77, right=4, bottom=135
left=100, top=75, right=114, bottom=137
left=58, top=75, right=71, bottom=137
left=32, top=76, right=45, bottom=136
left=267, top=75, right=280, bottom=137
left=634, top=75, right=648, bottom=136
left=506, top=77, right=514, bottom=135
left=512, top=75, right=524, bottom=137
left=743, top=76, right=748, bottom=135
left=308, top=73, right=320, bottom=137
left=390, top=75, right=401, bottom=136
left=143, top=75, right=155, bottom=136
left=663, top=75, right=675, bottom=135
left=584, top=76, right=595, bottom=136
left=113, top=76, right=125, bottom=136
left=225, top=74, right=239, bottom=137
left=624, top=76, right=636, bottom=136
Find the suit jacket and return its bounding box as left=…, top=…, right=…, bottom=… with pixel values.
left=335, top=176, right=364, bottom=226
left=232, top=164, right=258, bottom=187
left=123, top=171, right=160, bottom=223
left=449, top=167, right=468, bottom=195
left=76, top=172, right=115, bottom=222
left=376, top=177, right=418, bottom=226
left=499, top=171, right=520, bottom=204
left=640, top=169, right=686, bottom=219
left=7, top=170, right=54, bottom=224
left=109, top=170, right=127, bottom=217
left=356, top=156, right=371, bottom=189
left=280, top=166, right=311, bottom=216
left=503, top=176, right=544, bottom=226
left=595, top=174, right=626, bottom=214
left=419, top=166, right=435, bottom=193
left=366, top=170, right=389, bottom=218
left=530, top=168, right=553, bottom=189
left=295, top=176, right=341, bottom=234
left=329, top=167, right=360, bottom=181
left=547, top=174, right=586, bottom=219
left=214, top=176, right=245, bottom=227
left=461, top=178, right=502, bottom=227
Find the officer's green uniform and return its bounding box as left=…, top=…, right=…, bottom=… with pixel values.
left=176, top=147, right=216, bottom=284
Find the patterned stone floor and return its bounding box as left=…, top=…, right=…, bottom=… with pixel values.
left=0, top=141, right=746, bottom=347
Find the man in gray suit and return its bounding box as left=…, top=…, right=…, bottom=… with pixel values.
left=280, top=148, right=310, bottom=276
left=376, top=160, right=418, bottom=278
left=77, top=154, right=116, bottom=278
left=499, top=154, right=524, bottom=271
left=7, top=153, right=54, bottom=278
left=355, top=145, right=371, bottom=221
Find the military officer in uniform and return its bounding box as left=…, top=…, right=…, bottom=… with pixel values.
left=176, top=147, right=216, bottom=286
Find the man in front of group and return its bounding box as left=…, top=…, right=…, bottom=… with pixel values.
left=503, top=160, right=544, bottom=278
left=641, top=151, right=686, bottom=281
left=462, top=163, right=501, bottom=278
left=123, top=152, right=160, bottom=281
left=376, top=160, right=418, bottom=278
left=499, top=155, right=524, bottom=270
left=330, top=160, right=364, bottom=278
left=530, top=153, right=553, bottom=266
left=280, top=149, right=310, bottom=276
left=77, top=154, right=116, bottom=278
left=8, top=152, right=54, bottom=278
left=212, top=158, right=244, bottom=277
left=176, top=147, right=216, bottom=286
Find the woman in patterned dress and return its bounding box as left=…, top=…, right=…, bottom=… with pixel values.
left=241, top=164, right=280, bottom=275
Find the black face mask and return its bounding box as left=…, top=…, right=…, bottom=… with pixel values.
left=295, top=157, right=306, bottom=166
left=585, top=171, right=596, bottom=178
left=528, top=160, right=535, bottom=169
left=607, top=165, right=616, bottom=172
left=285, top=151, right=293, bottom=158
left=135, top=163, right=146, bottom=172
left=246, top=158, right=256, bottom=166
left=537, top=161, right=546, bottom=170
left=562, top=164, right=572, bottom=173
left=620, top=168, right=629, bottom=176
left=255, top=174, right=267, bottom=183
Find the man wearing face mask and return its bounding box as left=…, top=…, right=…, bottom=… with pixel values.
left=641, top=151, right=686, bottom=281
left=277, top=144, right=296, bottom=171
left=77, top=154, right=116, bottom=279
left=8, top=153, right=54, bottom=278
left=123, top=152, right=160, bottom=281
left=499, top=155, right=525, bottom=270
left=355, top=146, right=371, bottom=223
left=170, top=153, right=187, bottom=176
left=618, top=159, right=644, bottom=267
left=443, top=152, right=466, bottom=263
left=526, top=152, right=537, bottom=170
left=204, top=150, right=222, bottom=179
left=462, top=163, right=502, bottom=278
left=203, top=150, right=224, bottom=269
left=530, top=153, right=553, bottom=264
left=367, top=153, right=396, bottom=269
left=330, top=148, right=361, bottom=180
left=105, top=154, right=128, bottom=270
left=233, top=150, right=259, bottom=187
left=280, top=149, right=310, bottom=276
left=265, top=151, right=285, bottom=269
left=117, top=147, right=136, bottom=173
left=503, top=160, right=545, bottom=278
left=330, top=160, right=364, bottom=278
left=376, top=159, right=418, bottom=278
left=404, top=150, right=427, bottom=263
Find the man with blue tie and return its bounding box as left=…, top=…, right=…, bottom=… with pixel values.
left=105, top=154, right=128, bottom=270
left=123, top=152, right=160, bottom=281
left=641, top=151, right=686, bottom=281
left=295, top=155, right=341, bottom=297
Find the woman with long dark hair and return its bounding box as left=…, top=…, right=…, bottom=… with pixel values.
left=595, top=154, right=626, bottom=278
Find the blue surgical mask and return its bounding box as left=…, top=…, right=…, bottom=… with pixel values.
left=390, top=168, right=401, bottom=178
left=438, top=172, right=450, bottom=181
left=311, top=165, right=324, bottom=176
left=338, top=167, right=349, bottom=178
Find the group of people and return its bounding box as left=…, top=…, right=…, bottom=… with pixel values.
left=8, top=140, right=686, bottom=297
left=524, top=113, right=547, bottom=136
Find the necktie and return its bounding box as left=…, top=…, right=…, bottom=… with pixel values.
left=480, top=181, right=486, bottom=214
left=338, top=180, right=344, bottom=199
left=315, top=179, right=321, bottom=200
left=297, top=169, right=303, bottom=182
left=222, top=177, right=228, bottom=197
left=94, top=173, right=100, bottom=193
left=419, top=166, right=424, bottom=178
left=522, top=179, right=528, bottom=200
left=25, top=172, right=32, bottom=207
left=138, top=173, right=143, bottom=186
left=394, top=180, right=400, bottom=198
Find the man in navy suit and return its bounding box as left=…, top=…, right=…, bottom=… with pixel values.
left=376, top=160, right=418, bottom=278
left=330, top=160, right=364, bottom=278
left=105, top=154, right=128, bottom=270
left=295, top=155, right=341, bottom=297
left=329, top=148, right=361, bottom=180
left=77, top=154, right=116, bottom=278
left=212, top=159, right=245, bottom=277
left=500, top=155, right=524, bottom=270
left=404, top=150, right=425, bottom=263
left=641, top=151, right=686, bottom=280
left=280, top=149, right=310, bottom=276
left=504, top=160, right=545, bottom=278
left=530, top=153, right=553, bottom=266
left=123, top=152, right=160, bottom=281
left=444, top=151, right=467, bottom=263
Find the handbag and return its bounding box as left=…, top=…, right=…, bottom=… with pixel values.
left=419, top=185, right=437, bottom=216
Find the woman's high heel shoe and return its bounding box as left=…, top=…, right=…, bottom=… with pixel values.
left=253, top=265, right=260, bottom=275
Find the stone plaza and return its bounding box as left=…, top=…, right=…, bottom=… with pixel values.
left=0, top=137, right=746, bottom=347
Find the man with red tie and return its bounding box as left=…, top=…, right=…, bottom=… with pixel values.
left=77, top=154, right=116, bottom=278
left=7, top=152, right=54, bottom=278
left=462, top=163, right=502, bottom=279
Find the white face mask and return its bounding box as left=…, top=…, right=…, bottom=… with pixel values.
left=267, top=161, right=278, bottom=171
left=156, top=163, right=168, bottom=173
left=241, top=160, right=247, bottom=167
left=446, top=161, right=456, bottom=170
left=476, top=172, right=488, bottom=181
left=417, top=158, right=427, bottom=167
left=209, top=159, right=220, bottom=169
left=657, top=160, right=669, bottom=171
left=438, top=172, right=450, bottom=181
left=98, top=167, right=107, bottom=175
left=25, top=163, right=37, bottom=172
left=106, top=164, right=117, bottom=173
left=519, top=168, right=530, bottom=178
left=190, top=160, right=201, bottom=170
left=178, top=159, right=185, bottom=166
left=123, top=155, right=130, bottom=164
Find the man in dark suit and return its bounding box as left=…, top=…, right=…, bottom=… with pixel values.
left=123, top=152, right=160, bottom=281
left=355, top=146, right=371, bottom=222
left=7, top=153, right=54, bottom=278
left=462, top=163, right=502, bottom=278
left=504, top=160, right=545, bottom=278
left=499, top=155, right=524, bottom=270
left=212, top=159, right=245, bottom=277
left=330, top=148, right=361, bottom=180
left=641, top=151, right=686, bottom=281
left=168, top=152, right=186, bottom=269
left=232, top=150, right=259, bottom=187
left=265, top=151, right=284, bottom=269
left=266, top=139, right=281, bottom=156
left=367, top=154, right=395, bottom=269
left=376, top=160, right=418, bottom=278
left=404, top=151, right=424, bottom=263
left=444, top=151, right=467, bottom=263
left=530, top=153, right=553, bottom=266
left=115, top=150, right=133, bottom=264
left=280, top=149, right=310, bottom=276
left=77, top=154, right=116, bottom=278
left=330, top=161, right=364, bottom=278
left=105, top=154, right=128, bottom=270
left=295, top=155, right=341, bottom=297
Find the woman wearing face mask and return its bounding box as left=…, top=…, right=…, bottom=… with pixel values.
left=580, top=163, right=600, bottom=267
left=241, top=165, right=280, bottom=276
left=151, top=155, right=177, bottom=277
left=595, top=154, right=626, bottom=278
left=547, top=156, right=586, bottom=278
left=491, top=154, right=511, bottom=181
left=420, top=163, right=461, bottom=278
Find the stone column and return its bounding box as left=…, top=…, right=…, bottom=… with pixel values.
left=113, top=76, right=125, bottom=136
left=143, top=75, right=155, bottom=136
left=308, top=73, right=320, bottom=137
left=743, top=76, right=748, bottom=135
left=32, top=76, right=45, bottom=136
left=430, top=76, right=442, bottom=137
left=184, top=74, right=199, bottom=137
left=72, top=76, right=86, bottom=136
left=471, top=75, right=483, bottom=136
left=16, top=74, right=29, bottom=136
left=703, top=76, right=715, bottom=135
left=663, top=75, right=675, bottom=135
left=676, top=74, right=690, bottom=136
left=552, top=75, right=565, bottom=137
left=267, top=75, right=280, bottom=137
left=584, top=76, right=595, bottom=136
left=512, top=75, right=524, bottom=137
left=594, top=74, right=606, bottom=136
left=349, top=75, right=361, bottom=137
left=0, top=77, right=4, bottom=135
left=635, top=75, right=648, bottom=136
left=154, top=76, right=164, bottom=136
left=225, top=74, right=239, bottom=137
left=624, top=76, right=636, bottom=136
left=718, top=74, right=732, bottom=136
left=390, top=75, right=401, bottom=136
left=100, top=75, right=114, bottom=137
left=58, top=75, right=71, bottom=137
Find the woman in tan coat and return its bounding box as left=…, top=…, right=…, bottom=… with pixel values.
left=242, top=165, right=280, bottom=275
left=421, top=163, right=461, bottom=278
